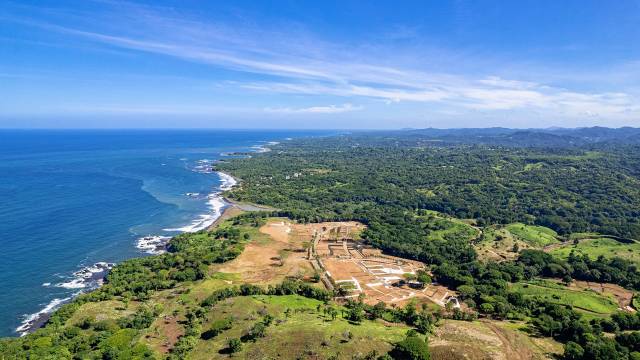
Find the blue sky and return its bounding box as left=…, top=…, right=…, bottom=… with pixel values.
left=1, top=0, right=639, bottom=129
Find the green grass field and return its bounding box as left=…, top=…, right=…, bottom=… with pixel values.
left=65, top=300, right=136, bottom=327
left=417, top=210, right=480, bottom=243
left=549, top=237, right=640, bottom=266
left=505, top=223, right=559, bottom=247
left=567, top=232, right=601, bottom=240
left=188, top=294, right=409, bottom=359
left=511, top=280, right=619, bottom=317
left=474, top=226, right=528, bottom=261
left=475, top=223, right=560, bottom=261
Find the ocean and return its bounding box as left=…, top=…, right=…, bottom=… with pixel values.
left=0, top=129, right=330, bottom=337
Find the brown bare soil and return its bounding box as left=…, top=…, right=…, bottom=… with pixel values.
left=216, top=219, right=314, bottom=284
left=261, top=220, right=293, bottom=243
left=482, top=321, right=530, bottom=360
left=216, top=217, right=464, bottom=307
left=312, top=224, right=454, bottom=307
left=147, top=314, right=183, bottom=354
left=429, top=320, right=561, bottom=360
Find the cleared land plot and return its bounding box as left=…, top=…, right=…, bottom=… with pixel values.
left=510, top=280, right=619, bottom=317
left=323, top=259, right=422, bottom=304
left=317, top=235, right=445, bottom=306
left=549, top=237, right=640, bottom=267
left=313, top=222, right=367, bottom=257
left=137, top=217, right=451, bottom=355
left=216, top=219, right=314, bottom=284
left=429, top=319, right=562, bottom=360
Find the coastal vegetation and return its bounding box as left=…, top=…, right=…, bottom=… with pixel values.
left=0, top=226, right=246, bottom=359
left=4, top=130, right=640, bottom=359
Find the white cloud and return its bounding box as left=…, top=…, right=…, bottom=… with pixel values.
left=53, top=104, right=255, bottom=115
left=264, top=103, right=363, bottom=114
left=4, top=1, right=640, bottom=124
left=246, top=79, right=637, bottom=120
left=477, top=76, right=539, bottom=89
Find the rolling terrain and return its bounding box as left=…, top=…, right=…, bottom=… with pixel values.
left=4, top=128, right=640, bottom=359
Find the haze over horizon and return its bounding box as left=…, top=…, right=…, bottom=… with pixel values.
left=1, top=0, right=639, bottom=129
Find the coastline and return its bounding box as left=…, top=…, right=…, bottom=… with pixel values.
left=206, top=195, right=276, bottom=231
left=207, top=202, right=243, bottom=230
left=16, top=171, right=239, bottom=336
left=15, top=141, right=279, bottom=337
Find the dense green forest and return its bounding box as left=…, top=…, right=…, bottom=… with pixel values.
left=214, top=133, right=640, bottom=359
left=218, top=137, right=640, bottom=240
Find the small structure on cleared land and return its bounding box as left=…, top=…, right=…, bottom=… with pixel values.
left=311, top=223, right=455, bottom=307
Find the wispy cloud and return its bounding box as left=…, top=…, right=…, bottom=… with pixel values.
left=264, top=103, right=363, bottom=114
left=3, top=1, right=640, bottom=124
left=53, top=104, right=256, bottom=115
left=245, top=78, right=638, bottom=118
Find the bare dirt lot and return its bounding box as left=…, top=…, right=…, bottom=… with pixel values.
left=219, top=218, right=458, bottom=308
left=322, top=253, right=455, bottom=306
left=216, top=219, right=314, bottom=284
left=429, top=320, right=562, bottom=360
left=154, top=315, right=182, bottom=354
left=312, top=223, right=458, bottom=307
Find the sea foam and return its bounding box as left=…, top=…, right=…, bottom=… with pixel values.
left=136, top=235, right=172, bottom=255
left=162, top=171, right=236, bottom=233
left=192, top=159, right=215, bottom=174
left=16, top=295, right=78, bottom=336
left=18, top=262, right=113, bottom=335
left=54, top=262, right=114, bottom=289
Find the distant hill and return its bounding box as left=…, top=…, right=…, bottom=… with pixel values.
left=351, top=126, right=640, bottom=148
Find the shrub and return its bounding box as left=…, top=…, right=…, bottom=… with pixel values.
left=228, top=338, right=242, bottom=353
left=390, top=335, right=430, bottom=360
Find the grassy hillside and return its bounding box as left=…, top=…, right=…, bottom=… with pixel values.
left=0, top=215, right=424, bottom=360
left=505, top=224, right=560, bottom=248
left=511, top=280, right=619, bottom=318
left=188, top=294, right=408, bottom=359
left=475, top=223, right=560, bottom=262
left=430, top=320, right=563, bottom=360
left=0, top=213, right=582, bottom=360
left=417, top=210, right=480, bottom=243
left=550, top=237, right=640, bottom=266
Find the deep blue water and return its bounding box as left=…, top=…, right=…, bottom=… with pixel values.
left=0, top=129, right=330, bottom=337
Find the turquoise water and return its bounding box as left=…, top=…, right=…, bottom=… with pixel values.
left=0, top=129, right=328, bottom=336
